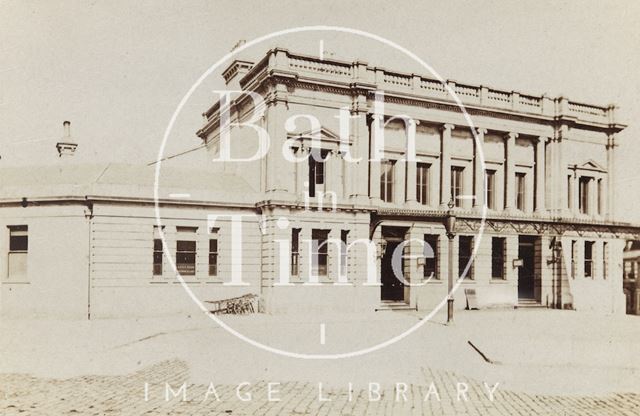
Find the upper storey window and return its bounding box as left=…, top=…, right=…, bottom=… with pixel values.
left=380, top=160, right=395, bottom=203
left=485, top=170, right=496, bottom=210
left=516, top=173, right=526, bottom=211
left=451, top=167, right=464, bottom=207
left=579, top=177, right=592, bottom=215
left=308, top=149, right=328, bottom=197
left=416, top=163, right=430, bottom=205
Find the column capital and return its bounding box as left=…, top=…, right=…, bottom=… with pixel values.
left=441, top=123, right=455, bottom=132
left=537, top=136, right=550, bottom=144
left=504, top=131, right=519, bottom=140
left=475, top=127, right=488, bottom=135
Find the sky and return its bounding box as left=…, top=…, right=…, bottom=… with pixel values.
left=1, top=0, right=639, bottom=221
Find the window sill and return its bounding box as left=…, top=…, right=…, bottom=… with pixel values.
left=1, top=280, right=30, bottom=284
left=424, top=279, right=443, bottom=284
left=490, top=279, right=509, bottom=284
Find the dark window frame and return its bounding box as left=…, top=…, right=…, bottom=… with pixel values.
left=416, top=162, right=430, bottom=205
left=458, top=235, right=474, bottom=279
left=380, top=160, right=395, bottom=203
left=584, top=241, right=594, bottom=278
left=423, top=234, right=438, bottom=279
left=311, top=229, right=330, bottom=277
left=451, top=166, right=464, bottom=207
left=491, top=237, right=506, bottom=279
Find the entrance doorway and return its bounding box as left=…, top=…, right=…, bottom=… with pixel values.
left=380, top=226, right=408, bottom=303
left=518, top=235, right=537, bottom=300
left=381, top=241, right=405, bottom=301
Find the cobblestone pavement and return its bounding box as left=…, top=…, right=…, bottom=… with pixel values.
left=1, top=360, right=639, bottom=415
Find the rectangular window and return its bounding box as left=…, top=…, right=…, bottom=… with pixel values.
left=308, top=149, right=328, bottom=197
left=8, top=225, right=28, bottom=279
left=603, top=242, right=608, bottom=280
left=579, top=177, right=591, bottom=214
left=458, top=235, right=473, bottom=279
left=516, top=172, right=526, bottom=211
left=597, top=179, right=603, bottom=215
left=491, top=237, right=506, bottom=279
left=340, top=230, right=349, bottom=278
left=311, top=229, right=329, bottom=277
left=571, top=240, right=577, bottom=278
left=423, top=234, right=438, bottom=279
left=568, top=175, right=573, bottom=210
left=153, top=239, right=163, bottom=276
left=416, top=163, right=430, bottom=205
left=209, top=228, right=219, bottom=277
left=176, top=226, right=197, bottom=276
left=584, top=241, right=594, bottom=278
left=451, top=166, right=464, bottom=207
left=485, top=170, right=496, bottom=210
left=380, top=160, right=395, bottom=203
left=291, top=228, right=301, bottom=277
left=153, top=226, right=163, bottom=277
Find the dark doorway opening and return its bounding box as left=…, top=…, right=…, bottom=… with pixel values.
left=380, top=226, right=408, bottom=302
left=518, top=235, right=537, bottom=300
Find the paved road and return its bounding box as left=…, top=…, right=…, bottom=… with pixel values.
left=1, top=359, right=639, bottom=415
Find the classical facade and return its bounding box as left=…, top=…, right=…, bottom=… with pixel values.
left=1, top=48, right=639, bottom=318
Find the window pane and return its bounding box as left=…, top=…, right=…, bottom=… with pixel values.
left=8, top=252, right=27, bottom=279
left=176, top=240, right=196, bottom=276
left=491, top=237, right=505, bottom=279
left=485, top=170, right=495, bottom=209
left=209, top=238, right=218, bottom=277
left=424, top=235, right=438, bottom=279
left=9, top=235, right=28, bottom=251
left=312, top=229, right=329, bottom=276
left=458, top=236, right=473, bottom=279
left=516, top=173, right=526, bottom=211
left=153, top=238, right=163, bottom=276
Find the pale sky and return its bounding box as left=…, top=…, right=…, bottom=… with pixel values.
left=1, top=0, right=639, bottom=221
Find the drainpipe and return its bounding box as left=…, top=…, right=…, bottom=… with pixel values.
left=85, top=197, right=94, bottom=320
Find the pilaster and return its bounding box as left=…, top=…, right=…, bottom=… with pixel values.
left=535, top=137, right=547, bottom=213
left=439, top=123, right=454, bottom=207
left=504, top=132, right=518, bottom=212
left=473, top=128, right=487, bottom=209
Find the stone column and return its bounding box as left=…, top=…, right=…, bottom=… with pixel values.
left=349, top=98, right=371, bottom=204
left=504, top=132, right=518, bottom=211
left=326, top=150, right=340, bottom=198
left=369, top=114, right=383, bottom=201
left=535, top=137, right=547, bottom=213
left=557, top=125, right=569, bottom=216
left=439, top=124, right=454, bottom=208
left=473, top=128, right=487, bottom=209
left=572, top=172, right=580, bottom=216
left=606, top=133, right=616, bottom=221
left=296, top=146, right=308, bottom=196
left=405, top=119, right=418, bottom=206
left=265, top=84, right=292, bottom=199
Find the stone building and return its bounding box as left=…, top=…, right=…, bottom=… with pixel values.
left=1, top=48, right=639, bottom=318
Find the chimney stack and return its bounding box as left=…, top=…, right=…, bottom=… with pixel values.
left=56, top=120, right=78, bottom=157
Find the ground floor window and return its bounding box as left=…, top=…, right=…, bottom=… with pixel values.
left=423, top=234, right=438, bottom=279
left=340, top=230, right=349, bottom=279
left=8, top=225, right=28, bottom=280
left=291, top=228, right=301, bottom=277
left=209, top=228, right=219, bottom=277
left=603, top=241, right=608, bottom=280
left=176, top=226, right=197, bottom=276
left=491, top=237, right=506, bottom=279
left=458, top=235, right=474, bottom=279
left=584, top=241, right=594, bottom=278
left=311, top=229, right=329, bottom=277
